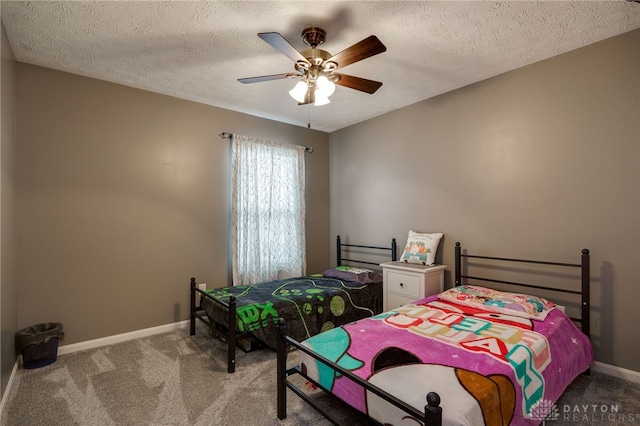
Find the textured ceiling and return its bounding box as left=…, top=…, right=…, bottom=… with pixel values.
left=2, top=1, right=639, bottom=133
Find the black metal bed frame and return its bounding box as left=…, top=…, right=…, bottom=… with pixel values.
left=335, top=235, right=398, bottom=267
left=189, top=235, right=398, bottom=373
left=454, top=242, right=591, bottom=339
left=276, top=241, right=591, bottom=425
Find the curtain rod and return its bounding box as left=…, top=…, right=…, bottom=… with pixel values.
left=218, top=132, right=313, bottom=153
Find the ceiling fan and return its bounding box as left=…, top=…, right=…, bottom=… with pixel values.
left=238, top=27, right=387, bottom=106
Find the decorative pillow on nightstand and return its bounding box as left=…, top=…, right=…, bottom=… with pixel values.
left=400, top=230, right=443, bottom=266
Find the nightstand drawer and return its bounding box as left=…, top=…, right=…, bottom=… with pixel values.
left=386, top=292, right=418, bottom=310
left=386, top=271, right=421, bottom=298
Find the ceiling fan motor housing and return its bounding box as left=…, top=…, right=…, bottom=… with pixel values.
left=301, top=27, right=326, bottom=47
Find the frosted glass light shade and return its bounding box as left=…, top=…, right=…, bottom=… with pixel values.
left=314, top=95, right=330, bottom=106
left=289, top=81, right=308, bottom=103
left=316, top=76, right=335, bottom=98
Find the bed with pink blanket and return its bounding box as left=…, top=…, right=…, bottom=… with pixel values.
left=275, top=242, right=593, bottom=425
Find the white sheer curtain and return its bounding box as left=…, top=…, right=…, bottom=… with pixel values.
left=231, top=134, right=306, bottom=285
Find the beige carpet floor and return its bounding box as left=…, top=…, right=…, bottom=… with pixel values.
left=2, top=323, right=640, bottom=425
left=1, top=324, right=371, bottom=426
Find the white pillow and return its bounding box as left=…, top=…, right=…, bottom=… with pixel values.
left=400, top=230, right=443, bottom=266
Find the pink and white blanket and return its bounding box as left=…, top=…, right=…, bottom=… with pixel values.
left=300, top=295, right=593, bottom=425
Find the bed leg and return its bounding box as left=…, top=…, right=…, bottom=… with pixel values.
left=425, top=392, right=442, bottom=426
left=276, top=318, right=287, bottom=420
left=228, top=296, right=237, bottom=373
left=190, top=277, right=196, bottom=336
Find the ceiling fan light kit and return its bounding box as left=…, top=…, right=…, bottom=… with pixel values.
left=238, top=27, right=386, bottom=107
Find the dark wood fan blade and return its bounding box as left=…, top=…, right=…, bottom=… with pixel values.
left=326, top=35, right=386, bottom=69
left=238, top=73, right=294, bottom=84
left=258, top=32, right=310, bottom=64
left=333, top=73, right=383, bottom=94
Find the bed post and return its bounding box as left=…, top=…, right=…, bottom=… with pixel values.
left=455, top=242, right=462, bottom=287
left=391, top=237, right=398, bottom=261
left=228, top=296, right=237, bottom=373
left=276, top=318, right=287, bottom=420
left=190, top=277, right=196, bottom=336
left=425, top=392, right=442, bottom=426
left=581, top=249, right=590, bottom=340
left=336, top=235, right=342, bottom=266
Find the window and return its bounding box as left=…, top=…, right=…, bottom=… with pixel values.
left=231, top=135, right=306, bottom=285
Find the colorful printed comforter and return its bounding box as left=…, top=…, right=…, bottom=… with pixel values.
left=201, top=276, right=382, bottom=348
left=300, top=295, right=594, bottom=426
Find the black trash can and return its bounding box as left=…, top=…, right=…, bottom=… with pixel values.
left=15, top=323, right=64, bottom=369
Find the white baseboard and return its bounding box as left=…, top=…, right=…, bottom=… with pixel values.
left=592, top=361, right=640, bottom=384
left=56, top=324, right=640, bottom=385
left=0, top=360, right=19, bottom=414
left=57, top=320, right=190, bottom=356
left=43, top=322, right=640, bottom=384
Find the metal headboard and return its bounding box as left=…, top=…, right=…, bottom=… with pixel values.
left=454, top=242, right=590, bottom=339
left=336, top=235, right=398, bottom=267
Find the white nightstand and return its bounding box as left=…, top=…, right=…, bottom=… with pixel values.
left=380, top=261, right=447, bottom=311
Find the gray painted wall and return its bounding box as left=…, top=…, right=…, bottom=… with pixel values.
left=330, top=30, right=640, bottom=371
left=14, top=64, right=330, bottom=346
left=1, top=21, right=17, bottom=400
